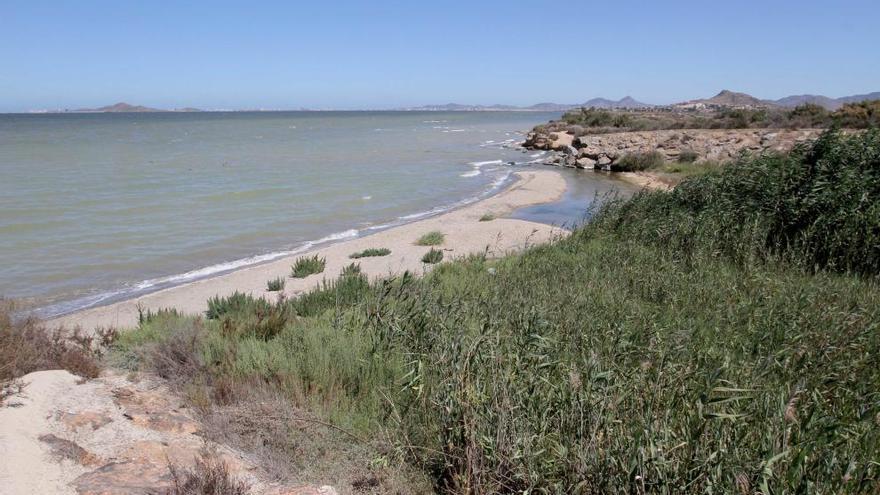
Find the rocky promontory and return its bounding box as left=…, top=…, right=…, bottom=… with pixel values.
left=524, top=128, right=824, bottom=170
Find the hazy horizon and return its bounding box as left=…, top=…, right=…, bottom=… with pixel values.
left=2, top=0, right=879, bottom=112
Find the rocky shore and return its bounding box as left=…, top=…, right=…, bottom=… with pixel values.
left=524, top=128, right=824, bottom=170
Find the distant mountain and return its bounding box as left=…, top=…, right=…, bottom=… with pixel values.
left=682, top=91, right=880, bottom=111
left=406, top=97, right=652, bottom=112
left=74, top=102, right=164, bottom=113
left=833, top=92, right=880, bottom=105
left=68, top=102, right=204, bottom=113
left=683, top=90, right=775, bottom=108
left=774, top=94, right=842, bottom=110
left=526, top=102, right=576, bottom=112
left=581, top=96, right=652, bottom=109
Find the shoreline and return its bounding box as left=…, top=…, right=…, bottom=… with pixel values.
left=48, top=170, right=568, bottom=331
left=32, top=168, right=519, bottom=321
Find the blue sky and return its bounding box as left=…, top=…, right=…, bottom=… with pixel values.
left=1, top=0, right=878, bottom=111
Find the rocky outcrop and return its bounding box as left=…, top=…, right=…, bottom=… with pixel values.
left=524, top=128, right=823, bottom=170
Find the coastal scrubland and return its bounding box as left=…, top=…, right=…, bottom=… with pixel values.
left=1, top=302, right=107, bottom=404
left=546, top=100, right=880, bottom=136
left=101, top=130, right=880, bottom=493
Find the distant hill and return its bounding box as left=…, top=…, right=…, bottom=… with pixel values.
left=684, top=91, right=880, bottom=111
left=581, top=96, right=652, bottom=109
left=74, top=102, right=164, bottom=113
left=682, top=90, right=775, bottom=108
left=407, top=97, right=652, bottom=112
left=69, top=102, right=204, bottom=113
left=832, top=92, right=880, bottom=106
left=774, top=94, right=843, bottom=110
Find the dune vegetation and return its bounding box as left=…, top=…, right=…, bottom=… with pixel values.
left=548, top=100, right=880, bottom=136
left=108, top=130, right=880, bottom=493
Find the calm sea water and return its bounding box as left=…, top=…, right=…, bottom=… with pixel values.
left=0, top=111, right=631, bottom=318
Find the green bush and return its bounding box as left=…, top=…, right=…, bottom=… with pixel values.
left=289, top=262, right=371, bottom=317
left=677, top=149, right=700, bottom=163
left=206, top=291, right=269, bottom=320
left=612, top=151, right=666, bottom=171
left=415, top=231, right=444, bottom=246
left=291, top=255, right=326, bottom=278
left=349, top=247, right=391, bottom=259
left=478, top=213, right=495, bottom=222
left=266, top=277, right=285, bottom=292
left=421, top=248, right=443, bottom=264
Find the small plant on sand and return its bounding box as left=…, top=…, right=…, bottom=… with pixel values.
left=291, top=255, right=326, bottom=278
left=421, top=248, right=443, bottom=264
left=415, top=231, right=445, bottom=246
left=479, top=213, right=496, bottom=222
left=349, top=247, right=391, bottom=259
left=266, top=277, right=285, bottom=292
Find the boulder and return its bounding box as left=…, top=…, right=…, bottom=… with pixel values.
left=576, top=157, right=597, bottom=169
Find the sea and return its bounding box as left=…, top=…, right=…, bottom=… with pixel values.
left=0, top=111, right=636, bottom=318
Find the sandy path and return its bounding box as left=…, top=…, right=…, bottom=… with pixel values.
left=49, top=170, right=567, bottom=332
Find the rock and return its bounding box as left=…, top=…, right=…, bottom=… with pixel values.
left=57, top=411, right=113, bottom=431
left=39, top=434, right=103, bottom=467
left=576, top=157, right=597, bottom=169
left=524, top=128, right=824, bottom=169
left=73, top=461, right=172, bottom=495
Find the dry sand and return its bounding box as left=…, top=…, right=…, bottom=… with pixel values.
left=618, top=171, right=674, bottom=191
left=0, top=370, right=337, bottom=494
left=49, top=170, right=567, bottom=332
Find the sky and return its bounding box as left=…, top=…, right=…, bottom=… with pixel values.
left=1, top=0, right=878, bottom=112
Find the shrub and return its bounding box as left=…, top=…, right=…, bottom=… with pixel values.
left=478, top=213, right=495, bottom=222
left=266, top=277, right=285, bottom=292
left=206, top=291, right=271, bottom=320
left=291, top=255, right=326, bottom=278
left=289, top=262, right=371, bottom=317
left=421, top=248, right=443, bottom=264
left=612, top=151, right=665, bottom=171
left=415, top=231, right=444, bottom=246
left=349, top=247, right=391, bottom=259
left=833, top=99, right=880, bottom=128
left=163, top=452, right=250, bottom=495
left=677, top=149, right=700, bottom=163
left=1, top=302, right=106, bottom=389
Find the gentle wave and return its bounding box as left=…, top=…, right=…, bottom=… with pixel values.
left=35, top=171, right=516, bottom=320
left=460, top=170, right=481, bottom=178
left=468, top=159, right=503, bottom=167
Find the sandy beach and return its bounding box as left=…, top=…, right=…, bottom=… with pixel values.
left=49, top=170, right=567, bottom=332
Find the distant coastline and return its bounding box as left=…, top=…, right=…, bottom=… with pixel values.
left=16, top=89, right=880, bottom=114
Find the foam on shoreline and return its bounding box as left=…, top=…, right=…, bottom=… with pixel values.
left=47, top=170, right=567, bottom=331
left=36, top=168, right=518, bottom=320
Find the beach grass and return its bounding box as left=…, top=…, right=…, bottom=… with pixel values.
left=349, top=247, right=391, bottom=259
left=414, top=231, right=444, bottom=246
left=290, top=255, right=326, bottom=278
left=266, top=276, right=285, bottom=292
left=478, top=213, right=495, bottom=222
left=112, top=130, right=880, bottom=493
left=420, top=248, right=443, bottom=264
